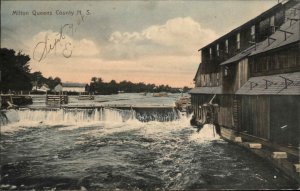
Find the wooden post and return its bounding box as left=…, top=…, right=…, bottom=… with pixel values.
left=46, top=95, right=48, bottom=105
left=59, top=91, right=62, bottom=108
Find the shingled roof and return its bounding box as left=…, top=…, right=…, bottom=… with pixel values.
left=250, top=3, right=300, bottom=56
left=199, top=3, right=283, bottom=51
left=236, top=72, right=300, bottom=95
left=220, top=45, right=257, bottom=66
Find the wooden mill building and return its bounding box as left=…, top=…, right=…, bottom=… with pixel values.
left=190, top=0, right=300, bottom=147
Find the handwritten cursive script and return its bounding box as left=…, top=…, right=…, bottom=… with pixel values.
left=33, top=10, right=90, bottom=62
left=33, top=24, right=74, bottom=62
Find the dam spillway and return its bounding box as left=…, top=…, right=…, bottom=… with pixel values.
left=2, top=107, right=182, bottom=125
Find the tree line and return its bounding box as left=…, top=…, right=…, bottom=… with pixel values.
left=0, top=48, right=191, bottom=94
left=86, top=77, right=190, bottom=95
left=0, top=48, right=61, bottom=93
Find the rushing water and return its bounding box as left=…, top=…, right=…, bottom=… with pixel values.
left=0, top=94, right=298, bottom=190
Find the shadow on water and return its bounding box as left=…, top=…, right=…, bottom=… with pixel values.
left=1, top=162, right=79, bottom=190
left=185, top=141, right=297, bottom=190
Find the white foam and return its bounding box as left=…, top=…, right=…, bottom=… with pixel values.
left=5, top=108, right=131, bottom=125
left=189, top=124, right=220, bottom=144
left=1, top=108, right=141, bottom=134
left=1, top=108, right=193, bottom=138
left=5, top=110, right=20, bottom=123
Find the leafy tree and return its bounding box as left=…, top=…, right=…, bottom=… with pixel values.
left=46, top=76, right=61, bottom=90
left=85, top=84, right=90, bottom=92
left=88, top=77, right=181, bottom=95
left=0, top=48, right=32, bottom=91
left=31, top=71, right=44, bottom=89
left=0, top=48, right=63, bottom=92
left=97, top=78, right=103, bottom=83
left=91, top=77, right=97, bottom=83
left=183, top=86, right=191, bottom=92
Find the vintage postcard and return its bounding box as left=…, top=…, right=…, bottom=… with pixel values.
left=0, top=0, right=299, bottom=190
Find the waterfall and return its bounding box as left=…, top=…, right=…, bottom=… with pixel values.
left=2, top=108, right=182, bottom=125
left=1, top=109, right=220, bottom=144
left=1, top=110, right=19, bottom=126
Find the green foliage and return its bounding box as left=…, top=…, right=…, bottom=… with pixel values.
left=0, top=48, right=190, bottom=94
left=0, top=48, right=32, bottom=91
left=88, top=77, right=182, bottom=95
left=0, top=48, right=61, bottom=92
left=30, top=72, right=61, bottom=90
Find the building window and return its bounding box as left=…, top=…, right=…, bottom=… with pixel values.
left=224, top=67, right=229, bottom=77
left=209, top=47, right=212, bottom=60
left=250, top=63, right=254, bottom=73
left=216, top=44, right=220, bottom=56
left=270, top=15, right=275, bottom=33
left=253, top=63, right=257, bottom=73
left=251, top=25, right=255, bottom=41
left=237, top=33, right=240, bottom=50
left=225, top=39, right=229, bottom=54
left=262, top=56, right=268, bottom=71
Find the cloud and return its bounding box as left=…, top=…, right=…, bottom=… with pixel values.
left=103, top=17, right=217, bottom=60
left=29, top=55, right=198, bottom=87
left=25, top=17, right=217, bottom=87
left=28, top=30, right=100, bottom=62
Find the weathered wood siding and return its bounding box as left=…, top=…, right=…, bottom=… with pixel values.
left=191, top=1, right=299, bottom=147
left=216, top=95, right=271, bottom=139
left=191, top=94, right=218, bottom=124
left=217, top=95, right=234, bottom=128
left=191, top=94, right=204, bottom=122
left=270, top=95, right=300, bottom=146
left=199, top=72, right=221, bottom=87
left=240, top=96, right=270, bottom=139
left=234, top=59, right=249, bottom=92
left=191, top=93, right=299, bottom=147
left=223, top=59, right=249, bottom=94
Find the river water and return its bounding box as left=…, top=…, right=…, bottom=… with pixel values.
left=0, top=94, right=298, bottom=190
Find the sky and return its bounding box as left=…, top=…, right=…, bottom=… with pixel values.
left=1, top=0, right=278, bottom=87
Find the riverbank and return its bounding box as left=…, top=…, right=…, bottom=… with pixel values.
left=220, top=126, right=300, bottom=184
